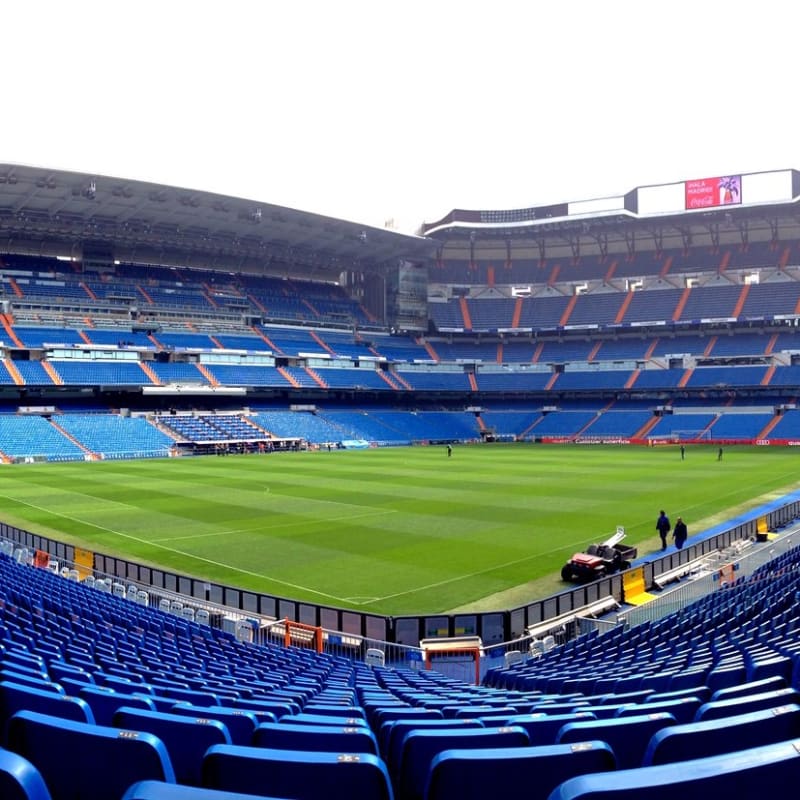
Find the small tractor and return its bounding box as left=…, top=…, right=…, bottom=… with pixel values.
left=561, top=528, right=637, bottom=583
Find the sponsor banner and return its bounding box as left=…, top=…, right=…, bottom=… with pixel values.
left=685, top=175, right=742, bottom=209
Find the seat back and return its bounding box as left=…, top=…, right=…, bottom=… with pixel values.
left=548, top=738, right=800, bottom=798
left=615, top=697, right=702, bottom=724
left=202, top=745, right=392, bottom=800
left=399, top=725, right=530, bottom=800
left=169, top=704, right=263, bottom=746
left=709, top=674, right=787, bottom=703
left=251, top=721, right=378, bottom=755
left=425, top=741, right=615, bottom=800
left=0, top=749, right=52, bottom=800
left=695, top=687, right=800, bottom=721
left=643, top=703, right=800, bottom=765
left=385, top=718, right=485, bottom=782
left=504, top=711, right=596, bottom=745
left=556, top=712, right=675, bottom=769
left=123, top=780, right=284, bottom=799
left=7, top=709, right=175, bottom=800
left=113, top=706, right=231, bottom=786
left=0, top=680, right=94, bottom=738
left=78, top=686, right=157, bottom=726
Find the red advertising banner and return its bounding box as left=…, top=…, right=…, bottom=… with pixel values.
left=685, top=175, right=742, bottom=210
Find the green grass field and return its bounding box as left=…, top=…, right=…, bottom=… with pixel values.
left=0, top=443, right=797, bottom=615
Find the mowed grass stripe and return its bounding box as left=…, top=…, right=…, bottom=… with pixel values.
left=0, top=444, right=797, bottom=614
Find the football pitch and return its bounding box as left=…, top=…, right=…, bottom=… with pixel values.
left=0, top=443, right=797, bottom=616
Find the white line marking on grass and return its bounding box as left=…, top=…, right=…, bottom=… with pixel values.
left=0, top=492, right=351, bottom=604
left=357, top=537, right=594, bottom=607
left=157, top=508, right=397, bottom=543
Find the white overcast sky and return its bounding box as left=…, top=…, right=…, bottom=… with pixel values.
left=3, top=1, right=795, bottom=233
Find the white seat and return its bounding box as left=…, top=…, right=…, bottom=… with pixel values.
left=135, top=590, right=149, bottom=606
left=169, top=600, right=183, bottom=614
left=158, top=598, right=171, bottom=613
left=83, top=575, right=96, bottom=589
left=126, top=585, right=138, bottom=602
left=530, top=639, right=545, bottom=658
left=195, top=609, right=210, bottom=625
left=67, top=569, right=80, bottom=582
left=365, top=648, right=386, bottom=667
left=180, top=606, right=195, bottom=622
left=504, top=650, right=524, bottom=668
left=112, top=582, right=126, bottom=598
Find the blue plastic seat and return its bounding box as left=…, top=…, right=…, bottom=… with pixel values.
left=615, top=697, right=702, bottom=724
left=7, top=709, right=176, bottom=800
left=385, top=718, right=485, bottom=780
left=202, top=745, right=393, bottom=800
left=643, top=703, right=800, bottom=765
left=709, top=675, right=787, bottom=703
left=425, top=741, right=615, bottom=800
left=398, top=725, right=530, bottom=800
left=251, top=720, right=378, bottom=755
left=288, top=712, right=369, bottom=728
left=123, top=781, right=287, bottom=800
left=547, top=738, right=800, bottom=798
left=695, top=687, right=800, bottom=721
left=169, top=704, right=265, bottom=746
left=556, top=712, right=675, bottom=769
left=78, top=686, right=157, bottom=726
left=113, top=706, right=231, bottom=786
left=0, top=749, right=52, bottom=800
left=0, top=680, right=95, bottom=739
left=504, top=712, right=597, bottom=745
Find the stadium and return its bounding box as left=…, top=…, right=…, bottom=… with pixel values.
left=1, top=161, right=800, bottom=797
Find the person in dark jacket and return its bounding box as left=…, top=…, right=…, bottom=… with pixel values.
left=673, top=516, right=688, bottom=549
left=656, top=510, right=671, bottom=550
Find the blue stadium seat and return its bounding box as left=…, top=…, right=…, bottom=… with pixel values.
left=384, top=718, right=485, bottom=782
left=556, top=712, right=675, bottom=769
left=78, top=686, right=158, bottom=727
left=694, top=687, right=800, bottom=721
left=643, top=703, right=800, bottom=765
left=7, top=710, right=176, bottom=800
left=287, top=712, right=368, bottom=728
left=169, top=704, right=266, bottom=746
left=0, top=680, right=95, bottom=737
left=709, top=675, right=787, bottom=703
left=425, top=741, right=615, bottom=800
left=113, top=706, right=231, bottom=786
left=615, top=697, right=702, bottom=724
left=398, top=725, right=530, bottom=800
left=202, top=746, right=393, bottom=800
left=251, top=720, right=378, bottom=755
left=504, top=712, right=597, bottom=745
left=0, top=749, right=52, bottom=800
left=123, top=782, right=286, bottom=800
left=547, top=738, right=800, bottom=798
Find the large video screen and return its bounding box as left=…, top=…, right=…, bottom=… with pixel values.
left=685, top=175, right=742, bottom=210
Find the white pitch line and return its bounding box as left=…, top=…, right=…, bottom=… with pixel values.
left=356, top=534, right=597, bottom=606
left=0, top=492, right=350, bottom=603
left=158, top=508, right=397, bottom=543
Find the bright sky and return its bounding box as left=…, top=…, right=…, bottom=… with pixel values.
left=4, top=1, right=795, bottom=234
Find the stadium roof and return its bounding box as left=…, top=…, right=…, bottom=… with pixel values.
left=0, top=163, right=436, bottom=280
left=424, top=169, right=800, bottom=261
